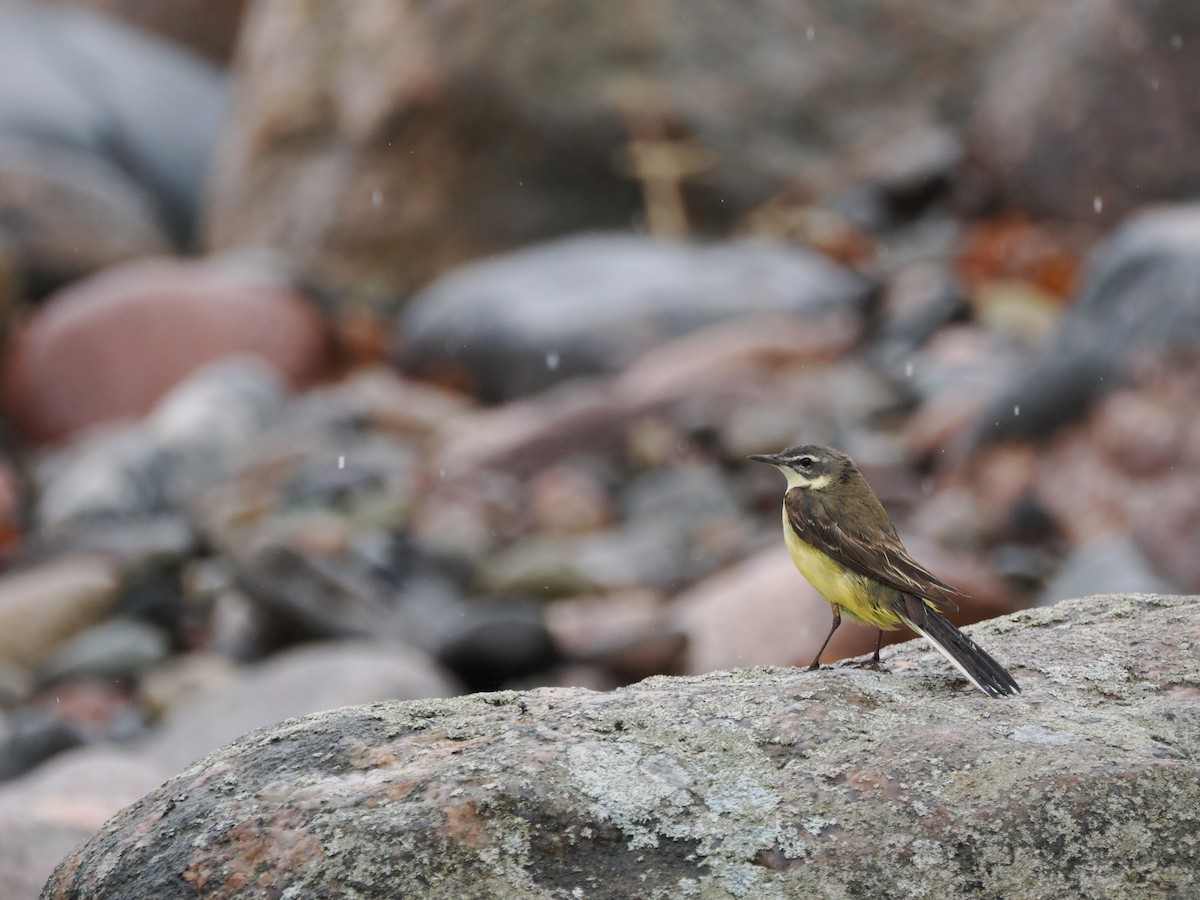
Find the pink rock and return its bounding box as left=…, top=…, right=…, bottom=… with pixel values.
left=2, top=256, right=332, bottom=444
left=527, top=463, right=614, bottom=536
left=0, top=747, right=170, bottom=900
left=672, top=548, right=879, bottom=674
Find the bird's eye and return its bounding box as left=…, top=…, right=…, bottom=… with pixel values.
left=798, top=456, right=814, bottom=469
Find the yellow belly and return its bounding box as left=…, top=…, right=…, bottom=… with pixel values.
left=782, top=509, right=903, bottom=630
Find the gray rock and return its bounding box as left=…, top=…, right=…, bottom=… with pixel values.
left=41, top=0, right=251, bottom=64
left=480, top=510, right=742, bottom=600
left=34, top=427, right=169, bottom=529
left=57, top=514, right=198, bottom=569
left=433, top=603, right=557, bottom=691
left=397, top=235, right=873, bottom=401
left=35, top=357, right=287, bottom=529
left=1037, top=538, right=1178, bottom=607
left=33, top=618, right=171, bottom=688
left=140, top=639, right=459, bottom=772
left=0, top=712, right=86, bottom=782
left=0, top=4, right=227, bottom=245
left=148, top=356, right=288, bottom=465
left=230, top=544, right=404, bottom=641
left=41, top=594, right=1200, bottom=899
left=0, top=662, right=28, bottom=709
left=0, top=138, right=171, bottom=296
left=0, top=555, right=120, bottom=669
left=976, top=205, right=1200, bottom=445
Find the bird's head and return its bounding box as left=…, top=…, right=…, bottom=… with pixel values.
left=748, top=444, right=854, bottom=491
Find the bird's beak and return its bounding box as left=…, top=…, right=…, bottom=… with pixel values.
left=748, top=453, right=780, bottom=465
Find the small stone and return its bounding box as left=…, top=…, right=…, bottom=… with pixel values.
left=398, top=235, right=871, bottom=402
left=672, top=548, right=881, bottom=673
left=33, top=619, right=171, bottom=688
left=1092, top=389, right=1180, bottom=477
left=546, top=589, right=685, bottom=680
left=34, top=426, right=166, bottom=530
left=0, top=4, right=227, bottom=248
left=1, top=255, right=330, bottom=444
left=1038, top=538, right=1177, bottom=608
left=137, top=653, right=244, bottom=721
left=0, top=139, right=170, bottom=295
left=0, top=661, right=29, bottom=709
left=527, top=463, right=614, bottom=537
left=861, top=125, right=962, bottom=217
left=320, top=367, right=474, bottom=436
left=432, top=603, right=556, bottom=691
left=0, top=556, right=120, bottom=669
left=0, top=747, right=170, bottom=899
left=143, top=640, right=458, bottom=772
left=0, top=714, right=86, bottom=782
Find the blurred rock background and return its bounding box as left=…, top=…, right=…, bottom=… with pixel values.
left=0, top=0, right=1197, bottom=895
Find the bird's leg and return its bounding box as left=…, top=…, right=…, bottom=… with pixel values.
left=846, top=629, right=887, bottom=671
left=807, top=608, right=841, bottom=671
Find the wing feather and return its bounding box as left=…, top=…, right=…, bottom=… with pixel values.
left=785, top=488, right=963, bottom=612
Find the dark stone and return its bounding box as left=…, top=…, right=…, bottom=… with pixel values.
left=975, top=205, right=1200, bottom=444
left=432, top=602, right=557, bottom=691
left=397, top=235, right=873, bottom=402
left=0, top=715, right=85, bottom=781
left=0, top=5, right=227, bottom=247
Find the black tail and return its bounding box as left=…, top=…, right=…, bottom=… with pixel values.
left=905, top=608, right=1020, bottom=698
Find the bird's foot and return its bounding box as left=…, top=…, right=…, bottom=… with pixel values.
left=844, top=656, right=887, bottom=672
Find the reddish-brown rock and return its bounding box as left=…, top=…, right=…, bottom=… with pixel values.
left=1, top=256, right=332, bottom=444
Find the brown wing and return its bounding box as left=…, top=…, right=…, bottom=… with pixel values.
left=785, top=488, right=963, bottom=612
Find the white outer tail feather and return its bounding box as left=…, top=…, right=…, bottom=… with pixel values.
left=906, top=620, right=994, bottom=696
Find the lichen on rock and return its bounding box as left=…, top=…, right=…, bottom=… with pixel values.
left=43, top=593, right=1200, bottom=899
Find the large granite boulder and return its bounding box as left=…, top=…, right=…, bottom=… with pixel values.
left=43, top=593, right=1200, bottom=898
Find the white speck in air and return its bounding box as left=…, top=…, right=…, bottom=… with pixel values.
left=546, top=352, right=560, bottom=370
left=338, top=455, right=345, bottom=469
left=1014, top=406, right=1020, bottom=417
left=439, top=468, right=446, bottom=480
left=372, top=189, right=383, bottom=206
left=1093, top=196, right=1103, bottom=213
left=1171, top=34, right=1183, bottom=49
left=1151, top=78, right=1160, bottom=91
left=905, top=361, right=914, bottom=378
left=806, top=26, right=815, bottom=40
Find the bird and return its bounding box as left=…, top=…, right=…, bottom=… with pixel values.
left=749, top=444, right=1019, bottom=697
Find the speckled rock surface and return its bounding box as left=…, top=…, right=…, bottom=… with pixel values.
left=42, top=593, right=1200, bottom=899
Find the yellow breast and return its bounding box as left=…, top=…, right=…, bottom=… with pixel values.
left=781, top=506, right=903, bottom=630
